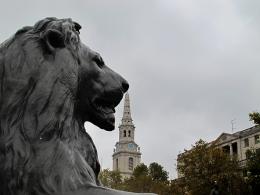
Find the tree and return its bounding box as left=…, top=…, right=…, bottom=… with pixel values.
left=249, top=112, right=260, bottom=125
left=123, top=173, right=153, bottom=193
left=99, top=169, right=123, bottom=190
left=99, top=163, right=177, bottom=194
left=177, top=139, right=246, bottom=195
left=149, top=162, right=168, bottom=182
left=123, top=162, right=171, bottom=194
left=123, top=163, right=152, bottom=193
left=245, top=150, right=260, bottom=195
left=132, top=163, right=149, bottom=178
left=168, top=178, right=187, bottom=195
left=99, top=169, right=110, bottom=187
left=247, top=111, right=260, bottom=194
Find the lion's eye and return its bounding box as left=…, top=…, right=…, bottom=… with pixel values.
left=93, top=56, right=104, bottom=68
left=72, top=27, right=80, bottom=34
left=74, top=22, right=81, bottom=34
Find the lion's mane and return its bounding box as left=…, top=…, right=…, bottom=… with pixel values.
left=0, top=18, right=100, bottom=195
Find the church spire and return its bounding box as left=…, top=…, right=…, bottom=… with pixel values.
left=113, top=92, right=141, bottom=178
left=121, top=92, right=133, bottom=125
left=118, top=92, right=135, bottom=141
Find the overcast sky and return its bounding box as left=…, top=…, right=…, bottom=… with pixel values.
left=1, top=0, right=260, bottom=178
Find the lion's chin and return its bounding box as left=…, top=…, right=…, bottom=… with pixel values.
left=101, top=113, right=115, bottom=131
left=88, top=96, right=118, bottom=131
left=91, top=112, right=115, bottom=131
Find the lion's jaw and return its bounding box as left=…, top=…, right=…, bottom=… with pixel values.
left=88, top=91, right=123, bottom=131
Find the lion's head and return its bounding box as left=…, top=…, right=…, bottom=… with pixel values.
left=0, top=17, right=128, bottom=134
left=0, top=17, right=128, bottom=194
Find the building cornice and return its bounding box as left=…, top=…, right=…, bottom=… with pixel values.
left=112, top=151, right=141, bottom=157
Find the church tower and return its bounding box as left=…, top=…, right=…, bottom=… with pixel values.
left=112, top=92, right=141, bottom=178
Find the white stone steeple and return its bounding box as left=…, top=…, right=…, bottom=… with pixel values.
left=119, top=92, right=135, bottom=142
left=121, top=92, right=133, bottom=124
left=112, top=92, right=141, bottom=178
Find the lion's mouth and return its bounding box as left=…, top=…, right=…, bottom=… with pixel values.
left=89, top=94, right=123, bottom=131
left=93, top=98, right=116, bottom=114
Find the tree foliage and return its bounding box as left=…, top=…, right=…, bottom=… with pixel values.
left=177, top=139, right=246, bottom=195
left=123, top=162, right=170, bottom=194
left=99, top=163, right=174, bottom=194
left=249, top=112, right=260, bottom=125
left=99, top=169, right=123, bottom=190
left=245, top=150, right=260, bottom=195
left=100, top=139, right=255, bottom=194
left=149, top=162, right=168, bottom=182
left=132, top=163, right=149, bottom=178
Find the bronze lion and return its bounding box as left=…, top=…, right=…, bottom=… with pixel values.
left=0, top=18, right=154, bottom=195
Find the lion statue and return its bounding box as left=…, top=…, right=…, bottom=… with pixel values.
left=0, top=18, right=155, bottom=195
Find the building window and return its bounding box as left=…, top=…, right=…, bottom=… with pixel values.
left=246, top=151, right=250, bottom=159
left=222, top=145, right=230, bottom=154
left=244, top=138, right=249, bottom=147
left=116, top=159, right=119, bottom=170
left=128, top=130, right=131, bottom=137
left=123, top=130, right=126, bottom=137
left=255, top=135, right=260, bottom=144
left=129, top=157, right=133, bottom=170
left=232, top=142, right=238, bottom=155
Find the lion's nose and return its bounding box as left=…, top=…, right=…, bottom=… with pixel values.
left=121, top=79, right=129, bottom=93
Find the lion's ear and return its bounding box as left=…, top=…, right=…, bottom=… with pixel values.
left=42, top=29, right=65, bottom=52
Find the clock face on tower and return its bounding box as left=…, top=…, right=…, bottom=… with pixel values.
left=128, top=143, right=134, bottom=150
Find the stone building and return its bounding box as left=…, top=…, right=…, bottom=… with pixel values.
left=112, top=93, right=141, bottom=178
left=177, top=125, right=260, bottom=178
left=212, top=125, right=260, bottom=167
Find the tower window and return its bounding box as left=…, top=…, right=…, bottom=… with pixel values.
left=129, top=157, right=133, bottom=171
left=128, top=130, right=131, bottom=137
left=124, top=130, right=126, bottom=137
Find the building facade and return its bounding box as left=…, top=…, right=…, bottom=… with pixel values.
left=112, top=93, right=141, bottom=178
left=212, top=125, right=260, bottom=167
left=177, top=125, right=260, bottom=178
